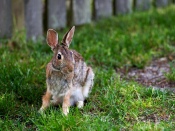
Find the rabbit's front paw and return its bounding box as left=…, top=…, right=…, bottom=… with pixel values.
left=38, top=106, right=45, bottom=114
left=63, top=107, right=69, bottom=116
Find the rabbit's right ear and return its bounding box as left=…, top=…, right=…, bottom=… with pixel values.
left=46, top=29, right=58, bottom=49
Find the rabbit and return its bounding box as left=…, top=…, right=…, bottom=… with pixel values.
left=39, top=26, right=94, bottom=115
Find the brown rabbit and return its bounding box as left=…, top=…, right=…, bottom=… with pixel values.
left=39, top=26, right=94, bottom=115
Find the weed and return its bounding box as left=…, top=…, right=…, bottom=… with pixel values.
left=165, top=61, right=175, bottom=82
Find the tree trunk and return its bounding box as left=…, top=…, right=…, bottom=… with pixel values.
left=12, top=0, right=25, bottom=30
left=115, top=0, right=133, bottom=15
left=0, top=0, right=12, bottom=38
left=48, top=0, right=66, bottom=29
left=155, top=0, right=169, bottom=7
left=94, top=0, right=112, bottom=20
left=24, top=0, right=43, bottom=41
left=135, top=0, right=151, bottom=11
left=72, top=0, right=91, bottom=25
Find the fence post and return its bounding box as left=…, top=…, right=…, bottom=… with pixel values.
left=48, top=0, right=66, bottom=29
left=135, top=0, right=151, bottom=11
left=155, top=0, right=169, bottom=7
left=115, top=0, right=133, bottom=15
left=72, top=0, right=91, bottom=25
left=0, top=0, right=12, bottom=38
left=24, top=0, right=43, bottom=41
left=94, top=0, right=112, bottom=19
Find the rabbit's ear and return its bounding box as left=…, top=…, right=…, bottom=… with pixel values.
left=47, top=29, right=58, bottom=49
left=62, top=26, right=75, bottom=48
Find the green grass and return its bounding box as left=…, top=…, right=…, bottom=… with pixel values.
left=0, top=6, right=175, bottom=130
left=165, top=60, right=175, bottom=82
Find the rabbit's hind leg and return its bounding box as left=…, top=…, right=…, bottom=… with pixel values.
left=82, top=67, right=94, bottom=98
left=76, top=101, right=84, bottom=108
left=70, top=88, right=84, bottom=108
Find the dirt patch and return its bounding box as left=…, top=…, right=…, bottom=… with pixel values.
left=116, top=57, right=175, bottom=92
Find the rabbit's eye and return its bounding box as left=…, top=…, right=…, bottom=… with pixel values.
left=57, top=54, right=61, bottom=59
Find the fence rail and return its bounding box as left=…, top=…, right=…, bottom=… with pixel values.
left=0, top=0, right=174, bottom=41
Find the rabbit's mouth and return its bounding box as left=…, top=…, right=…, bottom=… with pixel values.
left=52, top=63, right=62, bottom=71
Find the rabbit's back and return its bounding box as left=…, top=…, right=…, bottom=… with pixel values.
left=72, top=50, right=89, bottom=86
left=71, top=50, right=94, bottom=101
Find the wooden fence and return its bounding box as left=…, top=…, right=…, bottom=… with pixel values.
left=0, top=0, right=174, bottom=41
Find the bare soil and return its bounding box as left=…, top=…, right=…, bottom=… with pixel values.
left=116, top=57, right=175, bottom=92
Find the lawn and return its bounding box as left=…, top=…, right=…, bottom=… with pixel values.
left=0, top=5, right=175, bottom=130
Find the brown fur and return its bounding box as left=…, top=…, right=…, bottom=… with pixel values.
left=41, top=91, right=51, bottom=110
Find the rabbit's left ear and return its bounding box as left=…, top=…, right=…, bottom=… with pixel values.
left=62, top=26, right=75, bottom=48
left=47, top=29, right=58, bottom=50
